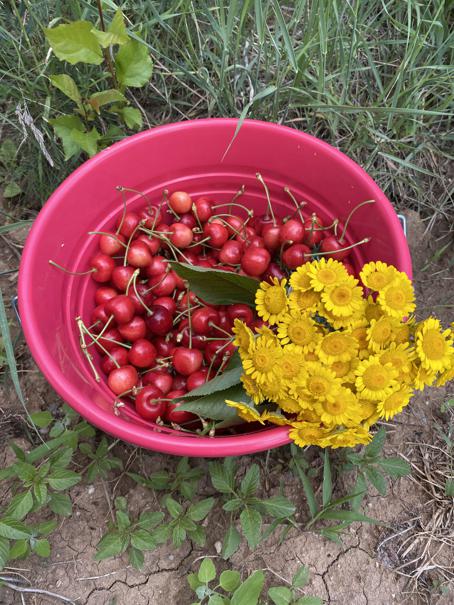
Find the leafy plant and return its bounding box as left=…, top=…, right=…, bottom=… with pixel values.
left=79, top=437, right=122, bottom=482
left=128, top=456, right=204, bottom=500
left=0, top=139, right=24, bottom=199
left=209, top=458, right=295, bottom=557
left=44, top=8, right=152, bottom=159
left=187, top=559, right=322, bottom=605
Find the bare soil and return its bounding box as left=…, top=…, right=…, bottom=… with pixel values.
left=0, top=210, right=453, bottom=605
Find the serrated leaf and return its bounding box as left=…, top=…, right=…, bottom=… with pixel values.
left=45, top=21, right=103, bottom=65
left=116, top=510, right=130, bottom=530
left=164, top=496, right=182, bottom=519
left=240, top=465, right=260, bottom=499
left=188, top=498, right=215, bottom=522
left=198, top=558, right=216, bottom=583
left=120, top=106, right=143, bottom=129
left=114, top=496, right=128, bottom=511
left=88, top=89, right=127, bottom=113
left=268, top=586, right=292, bottom=605
left=47, top=468, right=81, bottom=491
left=49, top=492, right=72, bottom=516
left=70, top=127, right=101, bottom=157
left=231, top=570, right=264, bottom=605
left=220, top=570, right=241, bottom=592
left=292, top=565, right=310, bottom=588
left=240, top=507, right=262, bottom=549
left=379, top=457, right=411, bottom=478
left=131, top=529, right=157, bottom=551
left=178, top=384, right=245, bottom=421
left=5, top=491, right=33, bottom=521
left=0, top=519, right=31, bottom=540
left=33, top=482, right=48, bottom=507
left=172, top=523, right=186, bottom=547
left=49, top=74, right=82, bottom=107
left=33, top=519, right=57, bottom=536
left=180, top=352, right=242, bottom=399
left=151, top=524, right=170, bottom=544
left=259, top=495, right=296, bottom=519
left=50, top=446, right=74, bottom=469
left=188, top=525, right=206, bottom=547
left=222, top=524, right=241, bottom=559
left=172, top=262, right=258, bottom=306
left=33, top=538, right=50, bottom=557
left=0, top=536, right=10, bottom=570
left=49, top=114, right=85, bottom=159
left=365, top=466, right=387, bottom=496
left=8, top=539, right=28, bottom=560
left=115, top=39, right=153, bottom=88
left=223, top=499, right=243, bottom=512
left=13, top=461, right=36, bottom=483
left=365, top=427, right=386, bottom=458
left=129, top=546, right=144, bottom=569
left=209, top=461, right=235, bottom=494
left=108, top=10, right=129, bottom=44
left=137, top=511, right=164, bottom=530
left=3, top=182, right=22, bottom=198
left=95, top=532, right=128, bottom=560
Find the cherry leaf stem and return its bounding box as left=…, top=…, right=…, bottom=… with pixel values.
left=307, top=237, right=371, bottom=257
left=338, top=199, right=375, bottom=243
left=256, top=172, right=276, bottom=225
left=284, top=187, right=305, bottom=222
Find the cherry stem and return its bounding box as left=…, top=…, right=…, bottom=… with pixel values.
left=338, top=199, right=375, bottom=243
left=284, top=187, right=305, bottom=222
left=76, top=318, right=101, bottom=381
left=208, top=322, right=232, bottom=337
left=213, top=202, right=253, bottom=218
left=173, top=303, right=203, bottom=325
left=186, top=289, right=193, bottom=349
left=49, top=260, right=94, bottom=276
left=209, top=216, right=244, bottom=239
left=256, top=173, right=276, bottom=226
left=192, top=203, right=204, bottom=231
left=143, top=270, right=170, bottom=295
left=88, top=231, right=128, bottom=247
left=118, top=186, right=152, bottom=207
left=127, top=269, right=154, bottom=315
left=115, top=186, right=127, bottom=235
left=306, top=237, right=371, bottom=257
left=228, top=185, right=245, bottom=213
left=123, top=219, right=146, bottom=266
left=89, top=314, right=115, bottom=345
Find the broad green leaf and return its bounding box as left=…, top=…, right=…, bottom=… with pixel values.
left=0, top=519, right=31, bottom=540
left=49, top=114, right=85, bottom=159
left=137, top=511, right=165, bottom=529
left=120, top=106, right=143, bottom=129
left=240, top=507, right=262, bottom=549
left=115, top=39, right=153, bottom=88
left=49, top=75, right=82, bottom=107
left=12, top=461, right=36, bottom=483
left=89, top=89, right=127, bottom=113
left=8, top=539, right=28, bottom=560
left=45, top=21, right=103, bottom=65
left=33, top=539, right=50, bottom=557
left=47, top=468, right=81, bottom=491
left=0, top=536, right=9, bottom=570
left=240, top=465, right=260, bottom=499
left=179, top=516, right=197, bottom=532
left=365, top=467, right=387, bottom=496
left=151, top=524, right=170, bottom=544
left=3, top=182, right=22, bottom=198
left=188, top=572, right=203, bottom=591
left=209, top=461, right=236, bottom=494
left=129, top=546, right=144, bottom=569
left=164, top=496, right=182, bottom=519
left=30, top=411, right=53, bottom=428
left=50, top=446, right=74, bottom=469
left=198, top=558, right=216, bottom=583
left=188, top=498, right=215, bottom=522
left=49, top=492, right=72, bottom=516
left=292, top=565, right=310, bottom=588
left=208, top=596, right=228, bottom=605
left=188, top=525, right=206, bottom=547
left=115, top=496, right=128, bottom=511
left=131, top=529, right=157, bottom=551
left=268, top=586, right=292, bottom=605
left=178, top=385, right=245, bottom=421
left=33, top=519, right=57, bottom=536
left=108, top=10, right=129, bottom=44
left=295, top=597, right=323, bottom=605
left=171, top=262, right=258, bottom=306
left=379, top=457, right=411, bottom=478
left=5, top=491, right=33, bottom=521
left=220, top=570, right=241, bottom=592
left=223, top=499, right=243, bottom=512
left=365, top=427, right=386, bottom=458
left=0, top=138, right=17, bottom=163
left=172, top=523, right=186, bottom=547
left=180, top=352, right=242, bottom=400
left=70, top=128, right=101, bottom=157
left=222, top=524, right=241, bottom=559
left=259, top=496, right=296, bottom=519
left=320, top=510, right=380, bottom=524
left=95, top=532, right=128, bottom=560
left=116, top=510, right=131, bottom=530
left=231, top=570, right=265, bottom=605
left=322, top=449, right=332, bottom=507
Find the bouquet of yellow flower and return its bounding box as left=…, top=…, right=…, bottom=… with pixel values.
left=224, top=259, right=453, bottom=448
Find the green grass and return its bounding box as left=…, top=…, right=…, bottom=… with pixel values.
left=0, top=0, right=453, bottom=224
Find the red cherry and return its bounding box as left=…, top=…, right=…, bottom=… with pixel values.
left=204, top=340, right=235, bottom=368
left=116, top=211, right=140, bottom=238
left=153, top=336, right=175, bottom=357
left=178, top=213, right=197, bottom=229
left=193, top=197, right=213, bottom=222
left=262, top=223, right=281, bottom=252
left=241, top=247, right=271, bottom=276
left=224, top=215, right=244, bottom=235
left=91, top=304, right=111, bottom=328
left=197, top=258, right=216, bottom=268
left=96, top=328, right=123, bottom=352
left=178, top=250, right=198, bottom=265
left=107, top=365, right=138, bottom=395
left=95, top=286, right=118, bottom=305
left=262, top=262, right=287, bottom=283
left=146, top=305, right=173, bottom=336
left=165, top=395, right=195, bottom=424
left=137, top=233, right=160, bottom=255
left=135, top=385, right=165, bottom=421
left=128, top=338, right=157, bottom=368
left=147, top=272, right=177, bottom=296
left=343, top=260, right=356, bottom=276
left=171, top=374, right=187, bottom=391
left=90, top=253, right=115, bottom=283
left=168, top=191, right=193, bottom=214
left=105, top=295, right=135, bottom=325
left=319, top=236, right=350, bottom=261
left=169, top=223, right=194, bottom=248
left=99, top=232, right=125, bottom=256
left=153, top=296, right=176, bottom=315
left=138, top=207, right=161, bottom=230
left=219, top=240, right=243, bottom=265
left=176, top=291, right=198, bottom=312
left=172, top=270, right=186, bottom=291
left=146, top=255, right=169, bottom=277
left=187, top=368, right=211, bottom=391
left=280, top=219, right=305, bottom=244
left=227, top=303, right=254, bottom=326
left=172, top=347, right=203, bottom=376
left=101, top=347, right=129, bottom=374
left=192, top=307, right=220, bottom=336
left=142, top=369, right=173, bottom=394
left=247, top=235, right=265, bottom=249
left=112, top=265, right=136, bottom=291
left=126, top=241, right=152, bottom=268
left=176, top=325, right=207, bottom=350
left=282, top=243, right=311, bottom=269
left=118, top=316, right=147, bottom=341
left=303, top=215, right=324, bottom=246
left=217, top=310, right=233, bottom=334
left=203, top=221, right=229, bottom=248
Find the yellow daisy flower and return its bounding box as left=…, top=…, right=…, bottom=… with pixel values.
left=366, top=316, right=395, bottom=352
left=242, top=333, right=283, bottom=384
left=276, top=393, right=304, bottom=413
left=415, top=317, right=453, bottom=373
left=329, top=358, right=359, bottom=384
left=232, top=318, right=254, bottom=355
left=289, top=263, right=313, bottom=292
left=289, top=422, right=331, bottom=448
left=296, top=408, right=321, bottom=423
left=300, top=362, right=341, bottom=400
left=436, top=362, right=454, bottom=387
left=314, top=387, right=360, bottom=426
left=305, top=350, right=320, bottom=362
left=349, top=324, right=370, bottom=358
left=379, top=343, right=415, bottom=382
left=240, top=374, right=264, bottom=405
left=363, top=410, right=381, bottom=431
left=317, top=332, right=358, bottom=363
left=288, top=289, right=320, bottom=314
left=360, top=261, right=398, bottom=291
left=412, top=363, right=437, bottom=391
left=277, top=347, right=307, bottom=386
left=260, top=410, right=289, bottom=426
left=364, top=295, right=385, bottom=322
left=391, top=320, right=413, bottom=345
left=277, top=309, right=321, bottom=351
left=322, top=427, right=372, bottom=449
left=255, top=277, right=289, bottom=325
left=225, top=400, right=265, bottom=423
left=321, top=276, right=364, bottom=317
left=355, top=357, right=398, bottom=400
left=317, top=304, right=357, bottom=330
left=377, top=275, right=415, bottom=319
left=261, top=380, right=287, bottom=403
left=308, top=258, right=350, bottom=291
left=356, top=399, right=379, bottom=422
left=377, top=386, right=413, bottom=420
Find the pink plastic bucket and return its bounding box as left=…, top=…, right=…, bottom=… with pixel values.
left=18, top=119, right=411, bottom=457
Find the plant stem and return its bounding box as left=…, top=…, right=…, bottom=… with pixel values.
left=96, top=0, right=119, bottom=90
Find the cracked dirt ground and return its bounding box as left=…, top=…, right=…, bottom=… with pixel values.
left=0, top=210, right=453, bottom=604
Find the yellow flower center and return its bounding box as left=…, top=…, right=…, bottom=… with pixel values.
left=382, top=391, right=405, bottom=411
left=329, top=285, right=353, bottom=306
left=383, top=286, right=407, bottom=309
left=294, top=290, right=319, bottom=310
left=264, top=286, right=287, bottom=314
left=293, top=272, right=312, bottom=290
left=351, top=326, right=368, bottom=349
left=421, top=330, right=446, bottom=360
left=317, top=268, right=338, bottom=286
left=393, top=324, right=410, bottom=344
left=321, top=333, right=350, bottom=356
left=331, top=360, right=350, bottom=378
left=367, top=272, right=390, bottom=290
left=252, top=350, right=274, bottom=372
left=280, top=356, right=302, bottom=379
left=307, top=376, right=330, bottom=397
left=363, top=365, right=392, bottom=390
left=322, top=398, right=347, bottom=416
left=287, top=320, right=313, bottom=345
left=370, top=318, right=392, bottom=344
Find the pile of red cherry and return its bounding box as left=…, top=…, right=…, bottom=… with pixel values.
left=76, top=185, right=369, bottom=428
